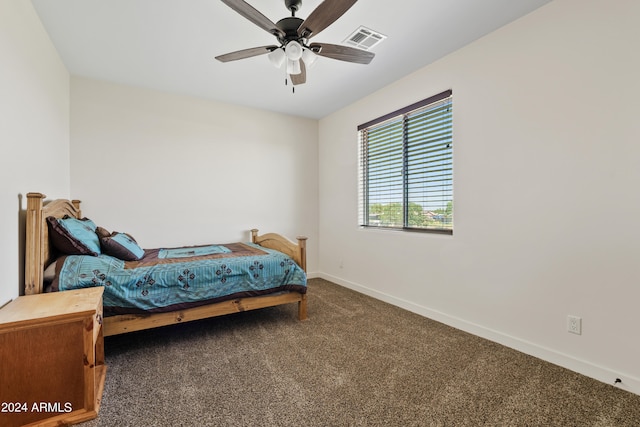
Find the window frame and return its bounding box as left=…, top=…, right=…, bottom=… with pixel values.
left=358, top=89, right=453, bottom=235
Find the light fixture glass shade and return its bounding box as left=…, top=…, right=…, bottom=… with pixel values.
left=302, top=48, right=318, bottom=68
left=285, top=41, right=303, bottom=61
left=287, top=59, right=301, bottom=75
left=268, top=48, right=286, bottom=68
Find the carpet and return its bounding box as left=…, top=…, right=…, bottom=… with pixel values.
left=83, top=278, right=640, bottom=426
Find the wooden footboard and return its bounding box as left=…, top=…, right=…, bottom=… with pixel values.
left=24, top=192, right=308, bottom=335
left=251, top=228, right=307, bottom=272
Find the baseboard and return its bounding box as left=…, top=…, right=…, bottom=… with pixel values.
left=306, top=271, right=321, bottom=280
left=316, top=272, right=640, bottom=397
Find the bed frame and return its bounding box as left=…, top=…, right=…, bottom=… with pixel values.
left=24, top=192, right=308, bottom=336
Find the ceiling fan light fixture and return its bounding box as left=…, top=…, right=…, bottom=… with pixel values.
left=217, top=0, right=377, bottom=86
left=268, top=47, right=286, bottom=68
left=287, top=58, right=301, bottom=75
left=302, top=48, right=318, bottom=68
left=285, top=40, right=303, bottom=61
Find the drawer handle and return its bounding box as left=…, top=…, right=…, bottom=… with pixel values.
left=96, top=313, right=103, bottom=325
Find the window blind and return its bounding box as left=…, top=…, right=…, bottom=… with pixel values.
left=358, top=90, right=453, bottom=233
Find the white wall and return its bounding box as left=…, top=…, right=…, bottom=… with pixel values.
left=70, top=77, right=319, bottom=272
left=4, top=0, right=637, bottom=397
left=319, top=0, right=640, bottom=395
left=0, top=0, right=70, bottom=303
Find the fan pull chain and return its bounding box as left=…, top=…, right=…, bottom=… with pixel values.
left=283, top=77, right=295, bottom=93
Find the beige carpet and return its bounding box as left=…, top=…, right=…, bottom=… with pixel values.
left=83, top=278, right=640, bottom=426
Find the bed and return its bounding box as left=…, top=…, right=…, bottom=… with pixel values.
left=24, top=192, right=308, bottom=336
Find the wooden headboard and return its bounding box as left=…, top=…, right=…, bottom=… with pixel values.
left=25, top=192, right=82, bottom=295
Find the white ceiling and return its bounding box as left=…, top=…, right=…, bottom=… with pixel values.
left=32, top=0, right=551, bottom=119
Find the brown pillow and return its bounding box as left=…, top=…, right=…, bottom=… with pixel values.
left=96, top=226, right=137, bottom=242
left=96, top=226, right=111, bottom=239
left=99, top=231, right=144, bottom=261
left=46, top=216, right=100, bottom=256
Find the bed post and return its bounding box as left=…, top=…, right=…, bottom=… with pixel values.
left=72, top=199, right=82, bottom=218
left=296, top=236, right=308, bottom=320
left=296, top=235, right=307, bottom=272
left=25, top=192, right=46, bottom=295
left=298, top=293, right=308, bottom=321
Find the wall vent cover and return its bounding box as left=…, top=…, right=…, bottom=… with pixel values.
left=343, top=26, right=387, bottom=51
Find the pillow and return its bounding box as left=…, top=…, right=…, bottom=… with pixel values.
left=95, top=226, right=111, bottom=239
left=46, top=216, right=101, bottom=256
left=100, top=231, right=145, bottom=261
left=97, top=226, right=137, bottom=242
left=43, top=260, right=57, bottom=282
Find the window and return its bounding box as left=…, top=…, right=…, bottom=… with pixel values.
left=358, top=90, right=453, bottom=234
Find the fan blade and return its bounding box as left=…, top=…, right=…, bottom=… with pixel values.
left=290, top=61, right=306, bottom=86
left=221, top=0, right=285, bottom=38
left=309, top=43, right=374, bottom=64
left=215, top=45, right=277, bottom=62
left=298, top=0, right=357, bottom=39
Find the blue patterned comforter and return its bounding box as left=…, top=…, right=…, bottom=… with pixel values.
left=53, top=242, right=306, bottom=315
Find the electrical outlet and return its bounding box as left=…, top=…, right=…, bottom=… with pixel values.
left=567, top=315, right=582, bottom=335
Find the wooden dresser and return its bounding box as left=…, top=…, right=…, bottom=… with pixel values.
left=0, top=287, right=106, bottom=427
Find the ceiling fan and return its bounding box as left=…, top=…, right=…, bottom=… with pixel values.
left=215, top=0, right=375, bottom=86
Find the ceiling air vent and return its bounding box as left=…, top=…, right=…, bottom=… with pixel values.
left=343, top=26, right=386, bottom=51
